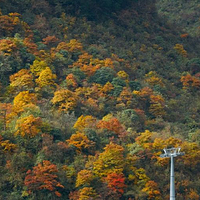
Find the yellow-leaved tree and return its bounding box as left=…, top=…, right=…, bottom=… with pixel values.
left=78, top=187, right=98, bottom=200
left=73, top=115, right=97, bottom=132
left=0, top=135, right=16, bottom=152
left=36, top=67, right=57, bottom=88
left=145, top=71, right=164, bottom=87
left=51, top=89, right=78, bottom=111
left=30, top=59, right=49, bottom=76
left=75, top=169, right=94, bottom=188
left=93, top=142, right=125, bottom=178
left=15, top=115, right=42, bottom=138
left=12, top=91, right=38, bottom=115
left=56, top=39, right=83, bottom=53
left=117, top=70, right=129, bottom=80
left=10, top=69, right=34, bottom=91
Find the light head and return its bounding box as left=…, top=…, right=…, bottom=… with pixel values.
left=160, top=147, right=185, bottom=158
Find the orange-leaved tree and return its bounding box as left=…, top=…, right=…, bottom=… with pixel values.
left=97, top=117, right=126, bottom=137
left=80, top=63, right=100, bottom=76
left=149, top=94, right=166, bottom=117
left=0, top=38, right=18, bottom=55
left=66, top=132, right=95, bottom=153
left=100, top=82, right=114, bottom=96
left=66, top=74, right=78, bottom=90
left=0, top=12, right=24, bottom=35
left=142, top=180, right=162, bottom=200
left=24, top=160, right=64, bottom=197
left=180, top=73, right=200, bottom=90
left=186, top=189, right=199, bottom=200
left=23, top=37, right=38, bottom=55
left=104, top=172, right=126, bottom=195
left=42, top=35, right=59, bottom=47
left=133, top=87, right=153, bottom=99
left=116, top=87, right=133, bottom=109
left=72, top=52, right=93, bottom=68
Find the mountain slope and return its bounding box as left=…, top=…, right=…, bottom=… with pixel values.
left=0, top=1, right=200, bottom=199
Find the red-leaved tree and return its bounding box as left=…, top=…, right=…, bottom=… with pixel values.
left=24, top=160, right=64, bottom=197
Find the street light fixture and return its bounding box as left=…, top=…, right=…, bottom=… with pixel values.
left=160, top=147, right=185, bottom=200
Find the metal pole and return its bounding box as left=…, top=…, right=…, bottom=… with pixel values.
left=170, top=156, right=175, bottom=200
left=160, top=147, right=184, bottom=200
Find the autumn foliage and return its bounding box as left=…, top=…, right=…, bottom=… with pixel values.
left=181, top=73, right=200, bottom=89
left=24, top=160, right=64, bottom=197
left=51, top=89, right=78, bottom=111
left=66, top=132, right=95, bottom=152
left=93, top=142, right=124, bottom=177
left=10, top=69, right=34, bottom=90
left=15, top=115, right=42, bottom=138
left=104, top=172, right=126, bottom=195
left=0, top=2, right=200, bottom=199
left=0, top=135, right=16, bottom=152
left=97, top=117, right=126, bottom=137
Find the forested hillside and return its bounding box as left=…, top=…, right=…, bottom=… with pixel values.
left=0, top=0, right=200, bottom=199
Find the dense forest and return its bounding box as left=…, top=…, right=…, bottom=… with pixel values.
left=0, top=0, right=200, bottom=199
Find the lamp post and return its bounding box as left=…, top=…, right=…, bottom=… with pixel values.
left=160, top=147, right=184, bottom=200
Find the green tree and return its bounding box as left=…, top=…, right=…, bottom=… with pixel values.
left=89, top=67, right=115, bottom=85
